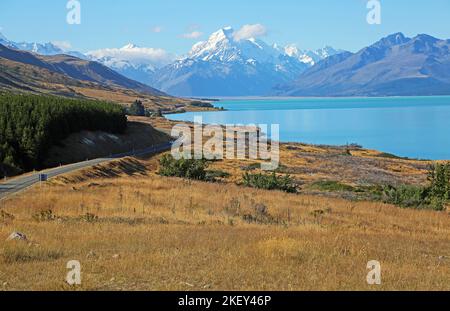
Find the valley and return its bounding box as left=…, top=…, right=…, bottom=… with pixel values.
left=0, top=20, right=449, bottom=293
left=0, top=119, right=449, bottom=290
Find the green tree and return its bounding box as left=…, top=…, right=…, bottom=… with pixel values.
left=128, top=100, right=145, bottom=116
left=0, top=93, right=127, bottom=177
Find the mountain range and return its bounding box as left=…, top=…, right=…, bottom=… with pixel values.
left=276, top=33, right=450, bottom=96
left=83, top=27, right=342, bottom=96
left=0, top=42, right=164, bottom=96
left=1, top=30, right=450, bottom=97
left=148, top=27, right=342, bottom=96
left=0, top=33, right=86, bottom=60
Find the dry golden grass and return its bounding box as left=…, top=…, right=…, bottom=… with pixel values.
left=143, top=116, right=433, bottom=188
left=71, top=87, right=196, bottom=111
left=0, top=154, right=449, bottom=291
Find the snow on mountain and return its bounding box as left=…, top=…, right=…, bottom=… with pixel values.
left=0, top=32, right=87, bottom=59
left=87, top=43, right=173, bottom=69
left=86, top=43, right=175, bottom=85
left=284, top=44, right=342, bottom=66
left=276, top=33, right=450, bottom=97
left=0, top=29, right=343, bottom=96
left=151, top=27, right=343, bottom=96
left=186, top=27, right=281, bottom=64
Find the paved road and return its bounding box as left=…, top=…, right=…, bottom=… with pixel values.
left=0, top=141, right=172, bottom=200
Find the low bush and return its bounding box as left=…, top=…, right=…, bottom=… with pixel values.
left=242, top=172, right=297, bottom=193
left=381, top=185, right=429, bottom=208
left=158, top=154, right=209, bottom=181
left=382, top=163, right=450, bottom=211
left=127, top=100, right=145, bottom=116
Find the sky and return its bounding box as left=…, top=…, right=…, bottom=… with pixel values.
left=1, top=0, right=450, bottom=56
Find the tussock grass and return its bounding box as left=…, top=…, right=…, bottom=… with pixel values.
left=0, top=169, right=449, bottom=290
left=0, top=128, right=449, bottom=290
left=309, top=180, right=356, bottom=192
left=1, top=243, right=63, bottom=264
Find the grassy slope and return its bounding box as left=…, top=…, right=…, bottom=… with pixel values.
left=0, top=58, right=208, bottom=112
left=0, top=126, right=449, bottom=290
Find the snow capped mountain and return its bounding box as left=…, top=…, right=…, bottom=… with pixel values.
left=87, top=43, right=175, bottom=85
left=87, top=43, right=174, bottom=69
left=0, top=29, right=343, bottom=96
left=276, top=33, right=450, bottom=97
left=16, top=42, right=64, bottom=55
left=186, top=27, right=280, bottom=64
left=151, top=27, right=343, bottom=96
left=0, top=32, right=86, bottom=59
left=284, top=44, right=343, bottom=66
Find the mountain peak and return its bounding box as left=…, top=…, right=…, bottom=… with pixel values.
left=208, top=27, right=234, bottom=43
left=122, top=43, right=138, bottom=49
left=375, top=32, right=410, bottom=47
left=413, top=33, right=439, bottom=42
left=284, top=44, right=300, bottom=57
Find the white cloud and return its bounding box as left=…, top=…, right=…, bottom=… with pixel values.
left=87, top=44, right=175, bottom=69
left=151, top=26, right=163, bottom=33
left=181, top=31, right=203, bottom=39
left=51, top=41, right=72, bottom=51
left=233, top=24, right=267, bottom=41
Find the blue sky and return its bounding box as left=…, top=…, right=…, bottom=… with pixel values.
left=1, top=0, right=450, bottom=54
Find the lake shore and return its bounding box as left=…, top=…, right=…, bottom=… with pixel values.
left=1, top=116, right=448, bottom=291
left=165, top=96, right=450, bottom=160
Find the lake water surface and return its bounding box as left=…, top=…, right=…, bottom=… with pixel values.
left=166, top=96, right=450, bottom=160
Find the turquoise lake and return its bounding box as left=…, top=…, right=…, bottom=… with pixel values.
left=166, top=96, right=450, bottom=160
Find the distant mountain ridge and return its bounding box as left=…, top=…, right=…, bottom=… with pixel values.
left=0, top=30, right=344, bottom=97
left=86, top=43, right=175, bottom=86
left=276, top=33, right=450, bottom=96
left=0, top=43, right=164, bottom=96
left=3, top=31, right=450, bottom=97
left=0, top=33, right=86, bottom=59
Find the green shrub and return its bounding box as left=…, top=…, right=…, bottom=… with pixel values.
left=242, top=172, right=297, bottom=193
left=158, top=154, right=208, bottom=181
left=428, top=163, right=450, bottom=200
left=382, top=163, right=450, bottom=211
left=382, top=184, right=429, bottom=208
left=127, top=100, right=145, bottom=116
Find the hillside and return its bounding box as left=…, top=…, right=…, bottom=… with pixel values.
left=0, top=135, right=448, bottom=290
left=276, top=33, right=450, bottom=96
left=0, top=44, right=202, bottom=112
left=0, top=44, right=163, bottom=96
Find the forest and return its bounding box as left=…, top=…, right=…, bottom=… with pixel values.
left=0, top=93, right=127, bottom=177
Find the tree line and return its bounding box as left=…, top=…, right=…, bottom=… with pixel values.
left=0, top=93, right=127, bottom=177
